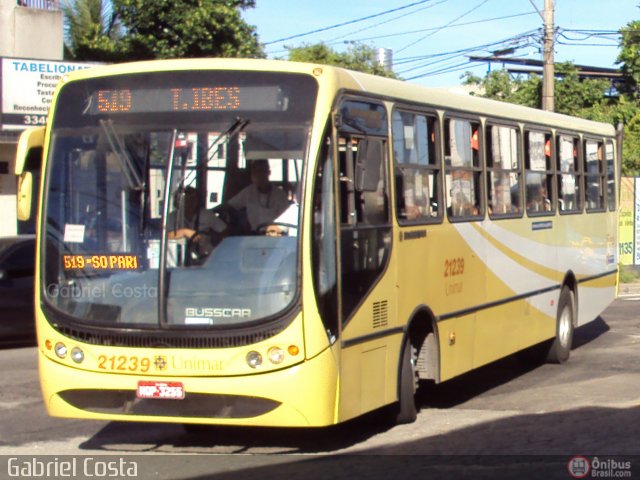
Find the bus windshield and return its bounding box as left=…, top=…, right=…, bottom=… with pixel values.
left=42, top=70, right=317, bottom=329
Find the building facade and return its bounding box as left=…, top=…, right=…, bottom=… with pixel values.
left=0, top=0, right=62, bottom=235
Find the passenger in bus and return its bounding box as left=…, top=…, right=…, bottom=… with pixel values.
left=490, top=180, right=519, bottom=215
left=403, top=171, right=431, bottom=220
left=526, top=183, right=551, bottom=212
left=226, top=159, right=289, bottom=232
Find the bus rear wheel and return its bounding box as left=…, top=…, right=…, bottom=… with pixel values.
left=547, top=286, right=575, bottom=364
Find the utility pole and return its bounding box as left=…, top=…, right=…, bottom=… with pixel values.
left=542, top=0, right=555, bottom=111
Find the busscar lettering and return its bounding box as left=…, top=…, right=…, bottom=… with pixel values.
left=185, top=307, right=251, bottom=318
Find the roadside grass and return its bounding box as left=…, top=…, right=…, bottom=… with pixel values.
left=619, top=264, right=640, bottom=284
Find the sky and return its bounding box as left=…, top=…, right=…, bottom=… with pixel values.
left=243, top=0, right=639, bottom=87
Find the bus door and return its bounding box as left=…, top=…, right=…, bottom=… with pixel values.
left=334, top=99, right=397, bottom=419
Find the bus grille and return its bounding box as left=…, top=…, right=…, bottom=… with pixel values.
left=54, top=325, right=284, bottom=349
left=59, top=389, right=281, bottom=419
left=372, top=300, right=388, bottom=328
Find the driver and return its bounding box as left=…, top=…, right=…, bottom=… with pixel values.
left=226, top=159, right=289, bottom=231
left=167, top=186, right=226, bottom=241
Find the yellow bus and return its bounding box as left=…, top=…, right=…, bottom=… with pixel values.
left=17, top=59, right=620, bottom=427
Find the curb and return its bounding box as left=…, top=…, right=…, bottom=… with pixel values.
left=617, top=283, right=640, bottom=297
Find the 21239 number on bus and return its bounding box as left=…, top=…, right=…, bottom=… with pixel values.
left=97, top=355, right=151, bottom=373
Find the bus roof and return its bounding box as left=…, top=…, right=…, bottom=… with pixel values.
left=61, top=58, right=615, bottom=137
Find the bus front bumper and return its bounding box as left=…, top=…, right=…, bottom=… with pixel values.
left=39, top=346, right=339, bottom=427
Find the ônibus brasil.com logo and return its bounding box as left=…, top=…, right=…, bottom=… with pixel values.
left=568, top=456, right=632, bottom=478
left=568, top=456, right=591, bottom=478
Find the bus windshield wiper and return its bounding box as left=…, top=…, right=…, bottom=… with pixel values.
left=171, top=117, right=250, bottom=191
left=157, top=129, right=179, bottom=328
left=206, top=117, right=250, bottom=163
left=99, top=119, right=143, bottom=190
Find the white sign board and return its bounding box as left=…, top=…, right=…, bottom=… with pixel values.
left=1, top=57, right=96, bottom=130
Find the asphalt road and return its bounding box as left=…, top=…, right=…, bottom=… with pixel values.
left=0, top=296, right=639, bottom=479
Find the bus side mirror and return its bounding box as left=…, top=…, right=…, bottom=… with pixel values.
left=355, top=139, right=384, bottom=192
left=17, top=171, right=34, bottom=222
left=15, top=127, right=44, bottom=223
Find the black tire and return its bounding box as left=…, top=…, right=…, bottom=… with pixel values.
left=547, top=287, right=575, bottom=364
left=393, top=339, right=418, bottom=424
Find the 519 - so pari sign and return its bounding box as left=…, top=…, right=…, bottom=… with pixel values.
left=0, top=57, right=96, bottom=131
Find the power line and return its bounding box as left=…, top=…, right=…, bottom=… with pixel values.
left=395, top=0, right=490, bottom=54
left=556, top=40, right=620, bottom=47
left=266, top=8, right=537, bottom=58
left=262, top=0, right=436, bottom=45
left=395, top=30, right=540, bottom=78
left=555, top=29, right=620, bottom=48
left=394, top=30, right=539, bottom=70
left=325, top=10, right=538, bottom=46
left=322, top=0, right=450, bottom=45
left=561, top=29, right=621, bottom=35
left=405, top=60, right=486, bottom=80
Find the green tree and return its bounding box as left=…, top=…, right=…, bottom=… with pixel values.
left=114, top=0, right=263, bottom=60
left=462, top=64, right=640, bottom=175
left=286, top=43, right=397, bottom=78
left=621, top=113, right=640, bottom=175
left=615, top=16, right=640, bottom=174
left=62, top=0, right=122, bottom=61
left=617, top=19, right=640, bottom=96
left=63, top=0, right=263, bottom=61
left=554, top=63, right=612, bottom=117
left=463, top=69, right=541, bottom=107
left=462, top=63, right=609, bottom=116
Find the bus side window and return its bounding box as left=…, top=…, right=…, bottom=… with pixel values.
left=605, top=140, right=616, bottom=211
left=392, top=109, right=441, bottom=223
left=486, top=124, right=521, bottom=218
left=525, top=130, right=554, bottom=216
left=444, top=118, right=483, bottom=220
left=584, top=139, right=605, bottom=212
left=557, top=134, right=582, bottom=213
left=356, top=138, right=388, bottom=225
left=339, top=137, right=389, bottom=226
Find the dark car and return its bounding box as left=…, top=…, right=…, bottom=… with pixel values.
left=0, top=235, right=36, bottom=344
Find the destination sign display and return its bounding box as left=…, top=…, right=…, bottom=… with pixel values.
left=88, top=85, right=287, bottom=115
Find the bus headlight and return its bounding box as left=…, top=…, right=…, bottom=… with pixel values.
left=267, top=347, right=284, bottom=365
left=246, top=351, right=263, bottom=368
left=54, top=342, right=68, bottom=359
left=70, top=347, right=85, bottom=364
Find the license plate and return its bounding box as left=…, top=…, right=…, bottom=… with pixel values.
left=136, top=381, right=185, bottom=400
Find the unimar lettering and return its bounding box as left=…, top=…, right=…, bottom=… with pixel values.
left=185, top=307, right=251, bottom=318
